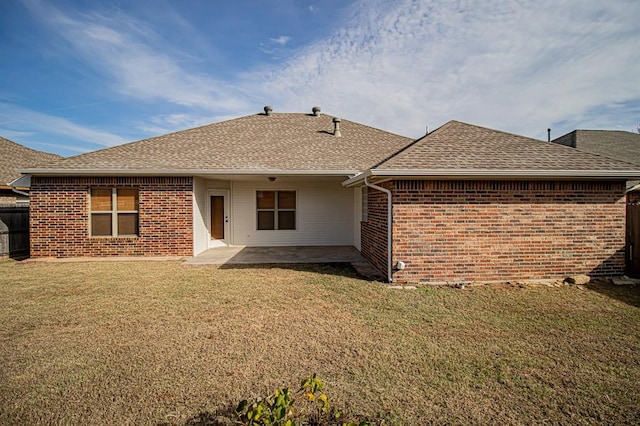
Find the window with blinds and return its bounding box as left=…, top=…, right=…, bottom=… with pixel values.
left=90, top=188, right=139, bottom=237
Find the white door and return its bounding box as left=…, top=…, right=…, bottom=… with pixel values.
left=208, top=190, right=229, bottom=247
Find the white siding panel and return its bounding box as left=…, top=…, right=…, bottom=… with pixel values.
left=353, top=187, right=362, bottom=251
left=192, top=177, right=208, bottom=255
left=232, top=178, right=354, bottom=246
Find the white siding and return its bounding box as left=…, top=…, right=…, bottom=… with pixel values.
left=353, top=187, right=362, bottom=250
left=232, top=177, right=355, bottom=246
left=193, top=177, right=207, bottom=255
left=193, top=178, right=232, bottom=255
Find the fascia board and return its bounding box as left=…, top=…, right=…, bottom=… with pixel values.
left=19, top=168, right=360, bottom=177
left=342, top=168, right=640, bottom=187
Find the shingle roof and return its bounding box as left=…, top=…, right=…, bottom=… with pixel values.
left=0, top=137, right=61, bottom=185
left=374, top=121, right=640, bottom=172
left=552, top=130, right=640, bottom=165
left=550, top=129, right=640, bottom=189
left=25, top=112, right=413, bottom=175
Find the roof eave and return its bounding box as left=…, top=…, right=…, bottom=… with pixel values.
left=19, top=168, right=361, bottom=177
left=342, top=169, right=640, bottom=187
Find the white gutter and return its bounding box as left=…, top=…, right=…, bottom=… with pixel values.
left=8, top=175, right=30, bottom=198
left=343, top=169, right=640, bottom=186
left=10, top=187, right=29, bottom=198
left=18, top=168, right=360, bottom=177
left=364, top=175, right=393, bottom=283
left=627, top=183, right=640, bottom=193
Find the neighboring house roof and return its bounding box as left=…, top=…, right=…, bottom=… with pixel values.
left=551, top=129, right=640, bottom=165
left=0, top=136, right=61, bottom=187
left=551, top=129, right=640, bottom=190
left=344, top=121, right=640, bottom=185
left=22, top=111, right=414, bottom=176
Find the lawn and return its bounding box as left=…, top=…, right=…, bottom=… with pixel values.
left=0, top=259, right=639, bottom=425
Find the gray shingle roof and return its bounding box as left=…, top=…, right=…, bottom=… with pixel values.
left=25, top=113, right=414, bottom=175
left=552, top=130, right=640, bottom=165
left=0, top=137, right=61, bottom=185
left=375, top=121, right=640, bottom=172
left=551, top=129, right=640, bottom=189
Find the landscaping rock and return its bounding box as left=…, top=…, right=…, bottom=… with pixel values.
left=564, top=275, right=590, bottom=285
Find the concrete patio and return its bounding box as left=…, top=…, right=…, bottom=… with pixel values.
left=183, top=245, right=384, bottom=280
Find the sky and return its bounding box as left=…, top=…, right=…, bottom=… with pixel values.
left=0, top=0, right=639, bottom=157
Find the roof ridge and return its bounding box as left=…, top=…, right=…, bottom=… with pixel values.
left=371, top=119, right=640, bottom=173
left=0, top=136, right=61, bottom=158
left=22, top=110, right=413, bottom=174
left=372, top=120, right=457, bottom=169
left=54, top=114, right=259, bottom=164
left=576, top=129, right=640, bottom=134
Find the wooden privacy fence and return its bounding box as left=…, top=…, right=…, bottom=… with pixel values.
left=0, top=205, right=29, bottom=258
left=627, top=202, right=640, bottom=275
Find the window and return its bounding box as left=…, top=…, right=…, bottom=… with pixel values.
left=90, top=188, right=139, bottom=237
left=256, top=190, right=296, bottom=230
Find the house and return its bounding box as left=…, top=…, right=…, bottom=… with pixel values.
left=550, top=129, right=640, bottom=275
left=551, top=129, right=640, bottom=192
left=20, top=107, right=412, bottom=259
left=20, top=108, right=640, bottom=284
left=0, top=136, right=61, bottom=205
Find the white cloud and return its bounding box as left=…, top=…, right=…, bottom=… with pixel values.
left=0, top=102, right=128, bottom=147
left=135, top=113, right=219, bottom=135
left=270, top=35, right=291, bottom=46
left=0, top=128, right=35, bottom=139
left=253, top=0, right=640, bottom=139
left=23, top=0, right=253, bottom=113
left=15, top=0, right=640, bottom=150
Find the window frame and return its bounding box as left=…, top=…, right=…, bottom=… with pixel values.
left=256, top=190, right=297, bottom=231
left=361, top=187, right=368, bottom=222
left=89, top=187, right=139, bottom=237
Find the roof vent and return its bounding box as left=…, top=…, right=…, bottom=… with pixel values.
left=264, top=105, right=273, bottom=116
left=333, top=117, right=342, bottom=137
left=547, top=128, right=551, bottom=142
left=312, top=106, right=321, bottom=116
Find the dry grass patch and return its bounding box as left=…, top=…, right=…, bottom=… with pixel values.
left=0, top=259, right=639, bottom=425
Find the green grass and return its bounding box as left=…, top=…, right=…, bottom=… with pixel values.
left=0, top=259, right=639, bottom=425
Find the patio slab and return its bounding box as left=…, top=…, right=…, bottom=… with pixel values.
left=183, top=245, right=367, bottom=265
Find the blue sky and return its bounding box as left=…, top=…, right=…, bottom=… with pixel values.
left=0, top=0, right=639, bottom=157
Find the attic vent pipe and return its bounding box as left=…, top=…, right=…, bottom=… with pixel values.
left=333, top=117, right=342, bottom=137
left=547, top=128, right=551, bottom=142
left=264, top=105, right=273, bottom=116
left=312, top=106, right=321, bottom=116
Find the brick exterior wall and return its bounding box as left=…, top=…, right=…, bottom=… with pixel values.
left=361, top=183, right=390, bottom=277
left=30, top=176, right=193, bottom=257
left=361, top=180, right=626, bottom=283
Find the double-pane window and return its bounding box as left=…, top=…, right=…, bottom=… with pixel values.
left=256, top=190, right=296, bottom=230
left=90, top=188, right=139, bottom=236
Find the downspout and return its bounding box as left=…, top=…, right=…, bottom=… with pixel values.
left=10, top=182, right=29, bottom=199
left=10, top=187, right=29, bottom=198
left=364, top=176, right=393, bottom=283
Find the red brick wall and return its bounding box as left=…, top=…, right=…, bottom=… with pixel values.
left=30, top=177, right=193, bottom=257
left=362, top=180, right=626, bottom=283
left=361, top=183, right=390, bottom=277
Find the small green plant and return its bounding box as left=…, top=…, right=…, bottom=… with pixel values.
left=235, top=387, right=295, bottom=425
left=299, top=373, right=337, bottom=423
left=234, top=373, right=380, bottom=426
